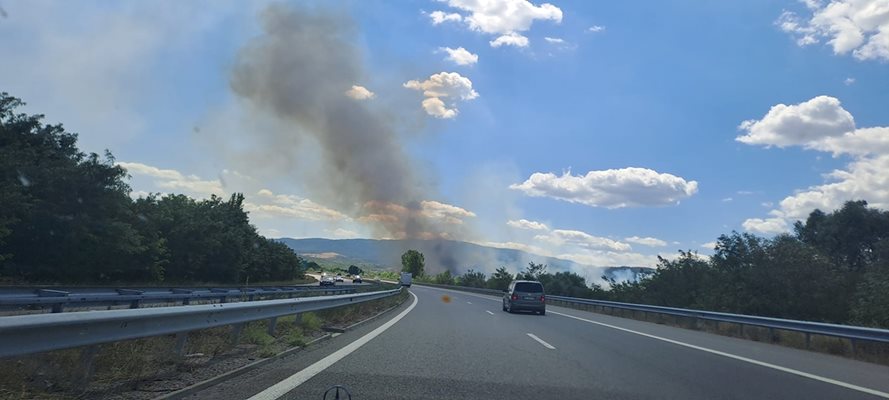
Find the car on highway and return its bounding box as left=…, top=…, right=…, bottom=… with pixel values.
left=319, top=275, right=335, bottom=286
left=334, top=275, right=344, bottom=282
left=352, top=275, right=362, bottom=283
left=503, top=280, right=545, bottom=315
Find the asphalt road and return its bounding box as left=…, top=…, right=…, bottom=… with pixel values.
left=184, top=285, right=889, bottom=400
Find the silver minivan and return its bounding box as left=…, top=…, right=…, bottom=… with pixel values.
left=502, top=280, right=546, bottom=315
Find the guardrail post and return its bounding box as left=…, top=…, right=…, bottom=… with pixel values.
left=77, top=345, right=99, bottom=387
left=117, top=289, right=143, bottom=309
left=38, top=289, right=69, bottom=313
left=805, top=332, right=811, bottom=349
left=267, top=317, right=278, bottom=337
left=231, top=323, right=245, bottom=346
left=173, top=289, right=192, bottom=305
left=174, top=332, right=188, bottom=356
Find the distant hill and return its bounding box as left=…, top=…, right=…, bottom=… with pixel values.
left=277, top=238, right=652, bottom=284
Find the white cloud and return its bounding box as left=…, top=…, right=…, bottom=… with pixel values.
left=588, top=25, right=605, bottom=33
left=544, top=36, right=565, bottom=43
left=490, top=32, right=530, bottom=47
left=440, top=46, right=479, bottom=65
left=510, top=167, right=698, bottom=208
left=507, top=218, right=549, bottom=231
left=345, top=85, right=375, bottom=100
left=777, top=0, right=889, bottom=61
left=119, top=161, right=224, bottom=198
left=844, top=77, right=856, bottom=85
left=736, top=95, right=855, bottom=148
left=739, top=96, right=889, bottom=234
left=742, top=217, right=790, bottom=235
left=624, top=236, right=667, bottom=247
left=420, top=200, right=477, bottom=224
left=539, top=229, right=632, bottom=252
left=428, top=10, right=463, bottom=25
left=722, top=197, right=734, bottom=202
left=403, top=72, right=479, bottom=118
left=250, top=189, right=349, bottom=221
left=737, top=190, right=755, bottom=195
left=700, top=241, right=718, bottom=249
left=431, top=0, right=563, bottom=48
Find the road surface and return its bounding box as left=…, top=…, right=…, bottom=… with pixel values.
left=182, top=285, right=889, bottom=400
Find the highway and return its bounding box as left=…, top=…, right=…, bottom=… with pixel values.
left=181, top=285, right=889, bottom=400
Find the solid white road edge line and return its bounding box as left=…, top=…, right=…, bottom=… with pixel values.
left=527, top=333, right=556, bottom=349
left=246, top=291, right=419, bottom=400
left=415, top=285, right=889, bottom=398
left=486, top=310, right=494, bottom=315
left=549, top=310, right=889, bottom=399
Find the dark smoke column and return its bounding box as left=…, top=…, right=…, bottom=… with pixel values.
left=229, top=4, right=430, bottom=239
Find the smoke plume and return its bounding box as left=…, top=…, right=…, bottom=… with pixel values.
left=228, top=4, right=464, bottom=243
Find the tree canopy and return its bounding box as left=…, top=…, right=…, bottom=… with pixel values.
left=0, top=92, right=304, bottom=284
left=401, top=249, right=425, bottom=277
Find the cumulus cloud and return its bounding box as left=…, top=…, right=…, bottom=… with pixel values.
left=490, top=32, right=530, bottom=47
left=118, top=162, right=224, bottom=198
left=403, top=72, right=479, bottom=118
left=345, top=85, right=375, bottom=100
left=440, top=46, right=479, bottom=65
left=428, top=10, right=463, bottom=24
left=510, top=167, right=698, bottom=208
left=507, top=218, right=549, bottom=231
left=776, top=0, right=889, bottom=61
left=736, top=95, right=855, bottom=148
left=624, top=236, right=667, bottom=247
left=429, top=0, right=563, bottom=48
left=251, top=188, right=349, bottom=221
left=700, top=241, right=718, bottom=249
left=738, top=95, right=889, bottom=235
left=742, top=217, right=790, bottom=235
left=544, top=36, right=564, bottom=43
left=588, top=25, right=605, bottom=32
left=538, top=229, right=632, bottom=252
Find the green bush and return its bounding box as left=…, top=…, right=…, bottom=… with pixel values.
left=300, top=312, right=322, bottom=332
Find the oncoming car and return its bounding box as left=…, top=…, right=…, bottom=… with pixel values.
left=502, top=280, right=545, bottom=315
left=334, top=274, right=344, bottom=282
left=352, top=275, right=363, bottom=283
left=320, top=275, right=335, bottom=286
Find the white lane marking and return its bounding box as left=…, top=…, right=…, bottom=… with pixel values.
left=247, top=292, right=419, bottom=400
left=467, top=301, right=472, bottom=304
left=549, top=310, right=889, bottom=399
left=486, top=310, right=494, bottom=315
left=526, top=333, right=556, bottom=350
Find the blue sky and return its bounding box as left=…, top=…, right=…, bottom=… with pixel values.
left=2, top=0, right=888, bottom=271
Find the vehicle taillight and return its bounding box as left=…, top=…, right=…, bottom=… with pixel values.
left=511, top=294, right=518, bottom=300
left=539, top=295, right=545, bottom=302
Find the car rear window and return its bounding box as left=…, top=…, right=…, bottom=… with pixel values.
left=515, top=282, right=543, bottom=293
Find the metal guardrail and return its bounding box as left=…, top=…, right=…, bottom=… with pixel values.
left=0, top=287, right=402, bottom=358
left=0, top=283, right=369, bottom=313
left=415, top=282, right=889, bottom=345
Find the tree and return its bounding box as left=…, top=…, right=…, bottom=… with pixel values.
left=518, top=262, right=547, bottom=281
left=401, top=249, right=425, bottom=277
left=458, top=269, right=486, bottom=288
left=348, top=265, right=363, bottom=276
left=433, top=270, right=454, bottom=285
left=486, top=266, right=513, bottom=290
